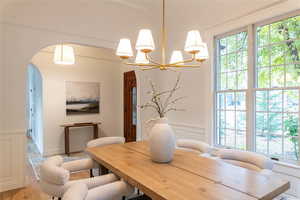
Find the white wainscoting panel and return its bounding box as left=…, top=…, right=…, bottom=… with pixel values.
left=273, top=162, right=300, bottom=198
left=169, top=123, right=206, bottom=141
left=0, top=130, right=26, bottom=192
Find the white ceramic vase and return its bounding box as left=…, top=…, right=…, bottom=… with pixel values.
left=149, top=117, right=176, bottom=163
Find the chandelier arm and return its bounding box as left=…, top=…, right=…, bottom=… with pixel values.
left=170, top=64, right=201, bottom=68
left=168, top=58, right=194, bottom=66
left=141, top=66, right=161, bottom=71
left=124, top=62, right=158, bottom=67
left=145, top=53, right=162, bottom=66
left=168, top=54, right=196, bottom=66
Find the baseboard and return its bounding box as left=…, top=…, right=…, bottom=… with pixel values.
left=43, top=147, right=64, bottom=156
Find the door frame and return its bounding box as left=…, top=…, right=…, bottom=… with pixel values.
left=123, top=71, right=137, bottom=142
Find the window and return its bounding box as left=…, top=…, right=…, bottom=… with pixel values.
left=216, top=32, right=248, bottom=150
left=215, top=12, right=300, bottom=163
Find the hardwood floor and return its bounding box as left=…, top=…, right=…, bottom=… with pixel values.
left=0, top=157, right=90, bottom=200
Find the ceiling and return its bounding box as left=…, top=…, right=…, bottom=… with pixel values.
left=0, top=0, right=287, bottom=30
left=106, top=0, right=287, bottom=30
left=0, top=0, right=289, bottom=50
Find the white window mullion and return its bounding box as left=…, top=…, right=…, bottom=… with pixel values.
left=247, top=24, right=255, bottom=151
left=282, top=89, right=285, bottom=159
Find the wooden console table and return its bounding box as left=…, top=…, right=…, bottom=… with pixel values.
left=61, top=122, right=101, bottom=156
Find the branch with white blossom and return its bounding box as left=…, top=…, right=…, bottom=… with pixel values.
left=141, top=72, right=185, bottom=118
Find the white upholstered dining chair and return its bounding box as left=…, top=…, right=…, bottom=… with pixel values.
left=176, top=139, right=212, bottom=154
left=86, top=137, right=125, bottom=176
left=218, top=149, right=274, bottom=176
left=39, top=155, right=121, bottom=199
left=61, top=137, right=126, bottom=177
left=62, top=181, right=134, bottom=200
left=86, top=137, right=125, bottom=148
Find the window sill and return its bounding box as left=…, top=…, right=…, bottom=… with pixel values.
left=274, top=160, right=300, bottom=169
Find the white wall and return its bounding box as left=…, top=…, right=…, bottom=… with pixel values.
left=0, top=4, right=26, bottom=193
left=0, top=2, right=4, bottom=131
left=31, top=45, right=124, bottom=155
left=0, top=22, right=4, bottom=131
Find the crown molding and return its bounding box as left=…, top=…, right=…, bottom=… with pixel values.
left=201, top=0, right=289, bottom=32
left=1, top=22, right=117, bottom=49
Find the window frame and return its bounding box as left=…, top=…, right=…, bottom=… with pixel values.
left=213, top=9, right=300, bottom=163
left=214, top=27, right=249, bottom=150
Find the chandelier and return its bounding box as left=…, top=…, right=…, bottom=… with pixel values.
left=116, top=0, right=209, bottom=70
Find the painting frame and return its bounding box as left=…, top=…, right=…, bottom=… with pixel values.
left=65, top=81, right=100, bottom=115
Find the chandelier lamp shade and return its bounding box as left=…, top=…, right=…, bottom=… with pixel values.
left=184, top=30, right=204, bottom=54
left=116, top=39, right=133, bottom=59
left=136, top=29, right=155, bottom=53
left=195, top=43, right=209, bottom=62
left=116, top=0, right=209, bottom=70
left=53, top=44, right=75, bottom=65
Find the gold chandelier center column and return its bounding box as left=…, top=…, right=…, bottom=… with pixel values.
left=161, top=0, right=166, bottom=68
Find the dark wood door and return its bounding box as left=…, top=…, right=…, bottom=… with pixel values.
left=124, top=71, right=137, bottom=142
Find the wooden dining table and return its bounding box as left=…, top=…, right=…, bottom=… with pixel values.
left=86, top=141, right=290, bottom=200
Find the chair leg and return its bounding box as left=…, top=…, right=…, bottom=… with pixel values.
left=90, top=169, right=94, bottom=177
left=122, top=197, right=126, bottom=200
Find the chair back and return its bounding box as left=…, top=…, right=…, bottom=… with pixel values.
left=176, top=139, right=211, bottom=153
left=218, top=149, right=274, bottom=171
left=40, top=156, right=70, bottom=185
left=39, top=156, right=70, bottom=197
left=87, top=137, right=125, bottom=148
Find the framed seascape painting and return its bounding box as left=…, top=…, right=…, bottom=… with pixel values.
left=66, top=81, right=100, bottom=115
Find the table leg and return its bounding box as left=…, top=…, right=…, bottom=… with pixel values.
left=65, top=127, right=70, bottom=156
left=93, top=124, right=99, bottom=139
